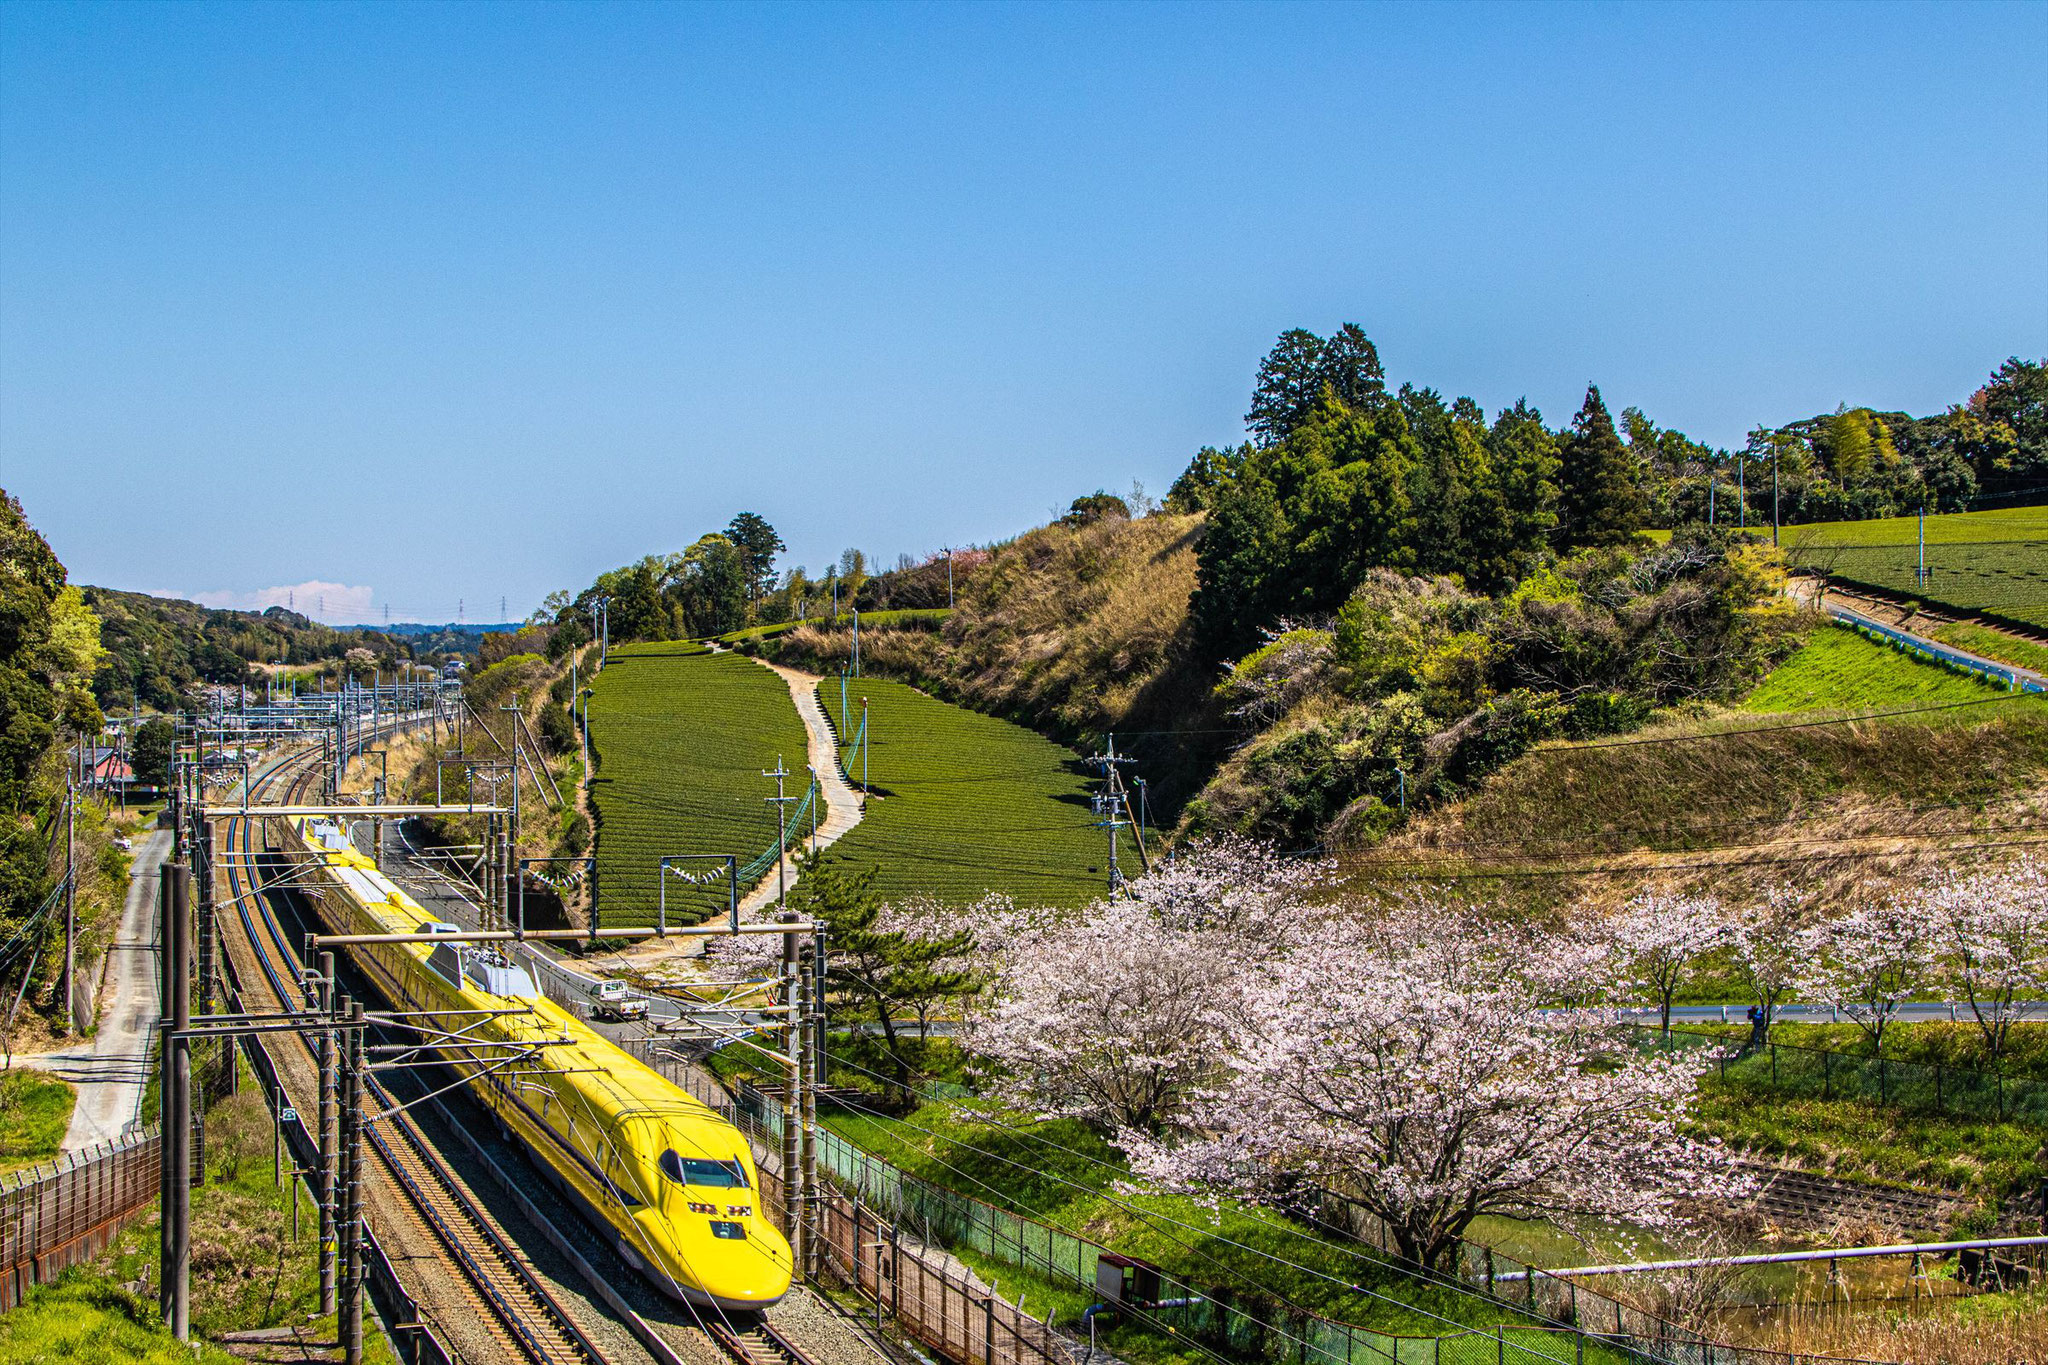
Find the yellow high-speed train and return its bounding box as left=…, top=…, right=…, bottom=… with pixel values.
left=283, top=816, right=792, bottom=1311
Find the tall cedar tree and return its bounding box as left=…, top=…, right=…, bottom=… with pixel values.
left=1557, top=385, right=1646, bottom=547
left=1244, top=324, right=1387, bottom=446
left=724, top=512, right=785, bottom=609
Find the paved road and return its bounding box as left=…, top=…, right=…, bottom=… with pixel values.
left=20, top=828, right=171, bottom=1151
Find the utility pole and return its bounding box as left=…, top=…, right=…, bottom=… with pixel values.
left=944, top=548, right=954, bottom=609
left=1918, top=506, right=1928, bottom=587
left=159, top=862, right=191, bottom=1340
left=765, top=758, right=793, bottom=909
left=1738, top=453, right=1747, bottom=529
left=806, top=766, right=818, bottom=857
left=579, top=689, right=593, bottom=781
left=1088, top=734, right=1146, bottom=884
left=1772, top=442, right=1781, bottom=548
left=62, top=781, right=74, bottom=1034
left=851, top=608, right=861, bottom=677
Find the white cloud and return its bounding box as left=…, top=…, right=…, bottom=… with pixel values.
left=184, top=580, right=377, bottom=624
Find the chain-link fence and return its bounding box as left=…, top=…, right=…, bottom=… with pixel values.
left=1645, top=1026, right=2048, bottom=1125
left=0, top=1025, right=235, bottom=1310
left=627, top=1039, right=1904, bottom=1365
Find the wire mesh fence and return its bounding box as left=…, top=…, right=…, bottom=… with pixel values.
left=0, top=1031, right=236, bottom=1310
left=0, top=1127, right=160, bottom=1310
left=1643, top=1026, right=2048, bottom=1125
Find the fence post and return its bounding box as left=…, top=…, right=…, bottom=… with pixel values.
left=985, top=1292, right=996, bottom=1365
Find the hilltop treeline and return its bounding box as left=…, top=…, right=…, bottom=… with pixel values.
left=1175, top=328, right=2042, bottom=660
left=79, top=587, right=419, bottom=712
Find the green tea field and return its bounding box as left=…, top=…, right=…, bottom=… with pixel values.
left=587, top=642, right=813, bottom=925
left=1780, top=506, right=2048, bottom=628
left=813, top=677, right=1120, bottom=906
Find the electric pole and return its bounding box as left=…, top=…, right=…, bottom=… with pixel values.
left=1087, top=734, right=1144, bottom=888
left=62, top=780, right=74, bottom=1033
left=765, top=758, right=793, bottom=908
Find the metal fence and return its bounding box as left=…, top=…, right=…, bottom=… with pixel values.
left=1825, top=608, right=2044, bottom=694
left=0, top=1035, right=239, bottom=1310
left=1646, top=1026, right=2048, bottom=1125
left=0, top=1128, right=162, bottom=1310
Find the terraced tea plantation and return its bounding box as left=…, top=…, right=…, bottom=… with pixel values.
left=587, top=643, right=813, bottom=925
left=1781, top=506, right=2048, bottom=628
left=813, top=677, right=1117, bottom=906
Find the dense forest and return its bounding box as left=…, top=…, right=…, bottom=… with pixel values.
left=0, top=493, right=120, bottom=1014
left=79, top=588, right=422, bottom=711
left=1173, top=329, right=2043, bottom=661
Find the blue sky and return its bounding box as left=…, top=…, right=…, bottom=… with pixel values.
left=2, top=1, right=2043, bottom=624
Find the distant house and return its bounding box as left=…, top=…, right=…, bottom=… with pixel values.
left=83, top=747, right=150, bottom=798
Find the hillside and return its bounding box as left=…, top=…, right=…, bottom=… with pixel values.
left=760, top=511, right=1226, bottom=812
left=810, top=676, right=1117, bottom=907
left=1342, top=642, right=2048, bottom=913
left=1777, top=505, right=2048, bottom=629
left=79, top=585, right=421, bottom=711
left=585, top=644, right=812, bottom=925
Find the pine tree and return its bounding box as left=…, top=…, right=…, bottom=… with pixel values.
left=1557, top=385, right=1646, bottom=547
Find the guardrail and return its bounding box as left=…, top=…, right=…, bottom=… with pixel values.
left=1825, top=608, right=2045, bottom=694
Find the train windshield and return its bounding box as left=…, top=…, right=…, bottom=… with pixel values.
left=658, top=1151, right=750, bottom=1189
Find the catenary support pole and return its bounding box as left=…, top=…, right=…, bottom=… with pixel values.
left=340, top=998, right=365, bottom=1365
left=160, top=862, right=192, bottom=1339
left=317, top=953, right=337, bottom=1316
left=781, top=912, right=804, bottom=1280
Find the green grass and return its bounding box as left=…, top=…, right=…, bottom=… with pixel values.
left=1687, top=1083, right=2042, bottom=1213
left=1777, top=507, right=2048, bottom=628
left=812, top=676, right=1121, bottom=907
left=821, top=1096, right=1636, bottom=1365
left=1679, top=1020, right=2048, bottom=1082
left=588, top=643, right=813, bottom=925
left=1779, top=506, right=2046, bottom=548
left=1742, top=623, right=2006, bottom=712
left=0, top=1279, right=245, bottom=1364
left=1925, top=619, right=2048, bottom=674
left=0, top=1069, right=76, bottom=1173
left=723, top=607, right=950, bottom=646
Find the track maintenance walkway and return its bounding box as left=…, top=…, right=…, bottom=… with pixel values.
left=18, top=827, right=172, bottom=1151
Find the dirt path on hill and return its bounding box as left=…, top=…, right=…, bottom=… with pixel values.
left=612, top=656, right=865, bottom=972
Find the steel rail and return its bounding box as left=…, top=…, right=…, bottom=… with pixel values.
left=218, top=741, right=595, bottom=1365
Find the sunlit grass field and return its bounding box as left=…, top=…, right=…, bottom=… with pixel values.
left=810, top=676, right=1122, bottom=907
left=588, top=642, right=812, bottom=924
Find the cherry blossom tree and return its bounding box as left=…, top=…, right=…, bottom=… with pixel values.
left=964, top=838, right=1324, bottom=1132
left=1728, top=886, right=1815, bottom=1041
left=1123, top=904, right=1746, bottom=1273
left=1796, top=893, right=1938, bottom=1056
left=1922, top=857, right=2048, bottom=1064
left=1595, top=890, right=1729, bottom=1033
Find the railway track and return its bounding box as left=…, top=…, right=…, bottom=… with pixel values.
left=215, top=740, right=835, bottom=1365
left=219, top=743, right=597, bottom=1365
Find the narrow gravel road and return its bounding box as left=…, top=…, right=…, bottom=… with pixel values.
left=17, top=827, right=171, bottom=1151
